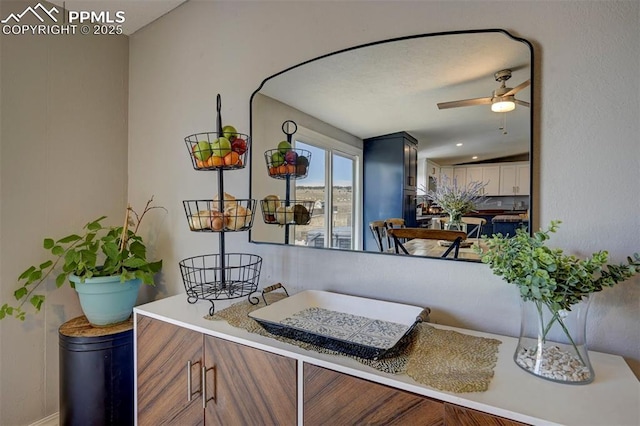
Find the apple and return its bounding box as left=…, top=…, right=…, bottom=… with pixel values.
left=222, top=125, right=238, bottom=141
left=297, top=155, right=309, bottom=167
left=284, top=150, right=298, bottom=164
left=271, top=151, right=285, bottom=167
left=193, top=140, right=212, bottom=161
left=278, top=140, right=292, bottom=154
left=296, top=164, right=307, bottom=176
left=231, top=138, right=247, bottom=155
left=293, top=204, right=310, bottom=225
left=210, top=137, right=232, bottom=157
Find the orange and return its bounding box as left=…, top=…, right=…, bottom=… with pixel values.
left=205, top=155, right=224, bottom=168
left=195, top=159, right=206, bottom=169
left=224, top=151, right=240, bottom=166
left=268, top=166, right=277, bottom=176
left=286, top=164, right=296, bottom=174
left=277, top=165, right=288, bottom=175
left=211, top=156, right=225, bottom=167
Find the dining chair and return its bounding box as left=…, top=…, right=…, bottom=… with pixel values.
left=384, top=218, right=406, bottom=250
left=461, top=217, right=487, bottom=239
left=368, top=220, right=387, bottom=252
left=387, top=228, right=467, bottom=258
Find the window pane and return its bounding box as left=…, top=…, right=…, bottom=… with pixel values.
left=332, top=154, right=353, bottom=249
left=294, top=142, right=325, bottom=247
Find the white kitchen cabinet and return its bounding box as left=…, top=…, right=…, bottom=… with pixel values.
left=439, top=166, right=453, bottom=181
left=453, top=167, right=466, bottom=186
left=466, top=166, right=500, bottom=195
left=499, top=163, right=530, bottom=195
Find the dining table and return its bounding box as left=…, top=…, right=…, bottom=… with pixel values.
left=390, top=237, right=485, bottom=260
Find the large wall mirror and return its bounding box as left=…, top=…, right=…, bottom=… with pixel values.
left=249, top=29, right=533, bottom=262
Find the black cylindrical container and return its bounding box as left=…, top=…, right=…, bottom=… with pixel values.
left=59, top=316, right=134, bottom=426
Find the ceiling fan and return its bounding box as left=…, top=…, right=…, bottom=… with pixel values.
left=437, top=69, right=530, bottom=112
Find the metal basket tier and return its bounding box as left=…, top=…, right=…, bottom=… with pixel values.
left=183, top=199, right=256, bottom=232
left=260, top=200, right=315, bottom=225
left=264, top=148, right=312, bottom=179
left=185, top=131, right=250, bottom=171
left=179, top=253, right=262, bottom=314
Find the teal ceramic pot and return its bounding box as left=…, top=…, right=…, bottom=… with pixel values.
left=69, top=274, right=141, bottom=327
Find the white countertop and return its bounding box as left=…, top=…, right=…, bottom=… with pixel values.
left=134, top=294, right=639, bottom=426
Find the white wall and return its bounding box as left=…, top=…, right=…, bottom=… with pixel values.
left=129, top=0, right=639, bottom=378
left=0, top=1, right=129, bottom=424
left=1, top=0, right=637, bottom=424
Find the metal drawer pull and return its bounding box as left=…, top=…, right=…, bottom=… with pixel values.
left=202, top=366, right=207, bottom=408
left=187, top=360, right=201, bottom=402
left=202, top=365, right=215, bottom=408
left=187, top=361, right=192, bottom=401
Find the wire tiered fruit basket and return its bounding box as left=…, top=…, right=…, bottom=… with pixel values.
left=259, top=120, right=315, bottom=244
left=179, top=94, right=262, bottom=315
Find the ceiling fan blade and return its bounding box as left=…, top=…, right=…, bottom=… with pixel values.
left=515, top=99, right=530, bottom=107
left=504, top=79, right=531, bottom=96
left=437, top=97, right=492, bottom=110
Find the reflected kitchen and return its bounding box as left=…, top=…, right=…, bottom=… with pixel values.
left=250, top=31, right=532, bottom=262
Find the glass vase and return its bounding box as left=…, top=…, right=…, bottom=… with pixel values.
left=514, top=297, right=594, bottom=384
left=445, top=212, right=465, bottom=231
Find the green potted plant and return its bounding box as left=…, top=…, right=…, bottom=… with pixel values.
left=0, top=198, right=165, bottom=326
left=478, top=220, right=639, bottom=384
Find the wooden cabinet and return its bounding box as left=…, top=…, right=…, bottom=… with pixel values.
left=136, top=315, right=297, bottom=426
left=363, top=131, right=418, bottom=250
left=500, top=163, right=530, bottom=195
left=445, top=404, right=526, bottom=426
left=304, top=363, right=529, bottom=426
left=304, top=363, right=445, bottom=425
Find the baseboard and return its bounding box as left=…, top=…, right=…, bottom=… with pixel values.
left=29, top=412, right=58, bottom=426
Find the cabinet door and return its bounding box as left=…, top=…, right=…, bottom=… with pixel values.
left=445, top=403, right=527, bottom=425
left=404, top=141, right=418, bottom=189
left=304, top=363, right=444, bottom=425
left=453, top=167, right=466, bottom=186
left=204, top=335, right=297, bottom=426
left=483, top=165, right=501, bottom=195
left=137, top=315, right=203, bottom=426
left=466, top=167, right=483, bottom=188
left=499, top=165, right=517, bottom=195
left=516, top=164, right=530, bottom=195
left=440, top=166, right=453, bottom=181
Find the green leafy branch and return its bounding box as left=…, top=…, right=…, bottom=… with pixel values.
left=476, top=221, right=639, bottom=359
left=478, top=220, right=639, bottom=311
left=0, top=199, right=165, bottom=321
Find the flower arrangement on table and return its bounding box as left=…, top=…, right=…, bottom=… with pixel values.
left=420, top=175, right=488, bottom=227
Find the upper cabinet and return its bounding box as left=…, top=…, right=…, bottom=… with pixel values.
left=499, top=163, right=530, bottom=196
left=438, top=163, right=519, bottom=197
left=465, top=165, right=501, bottom=196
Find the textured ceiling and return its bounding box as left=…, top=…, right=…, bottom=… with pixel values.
left=258, top=31, right=532, bottom=166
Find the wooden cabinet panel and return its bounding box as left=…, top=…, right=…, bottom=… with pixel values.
left=204, top=335, right=297, bottom=426
left=304, top=363, right=444, bottom=426
left=445, top=403, right=528, bottom=426
left=137, top=315, right=203, bottom=426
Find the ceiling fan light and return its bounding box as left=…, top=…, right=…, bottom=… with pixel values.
left=491, top=97, right=516, bottom=113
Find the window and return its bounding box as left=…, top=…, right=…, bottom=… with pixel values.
left=291, top=128, right=362, bottom=250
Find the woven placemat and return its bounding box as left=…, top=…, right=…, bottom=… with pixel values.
left=206, top=293, right=501, bottom=393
